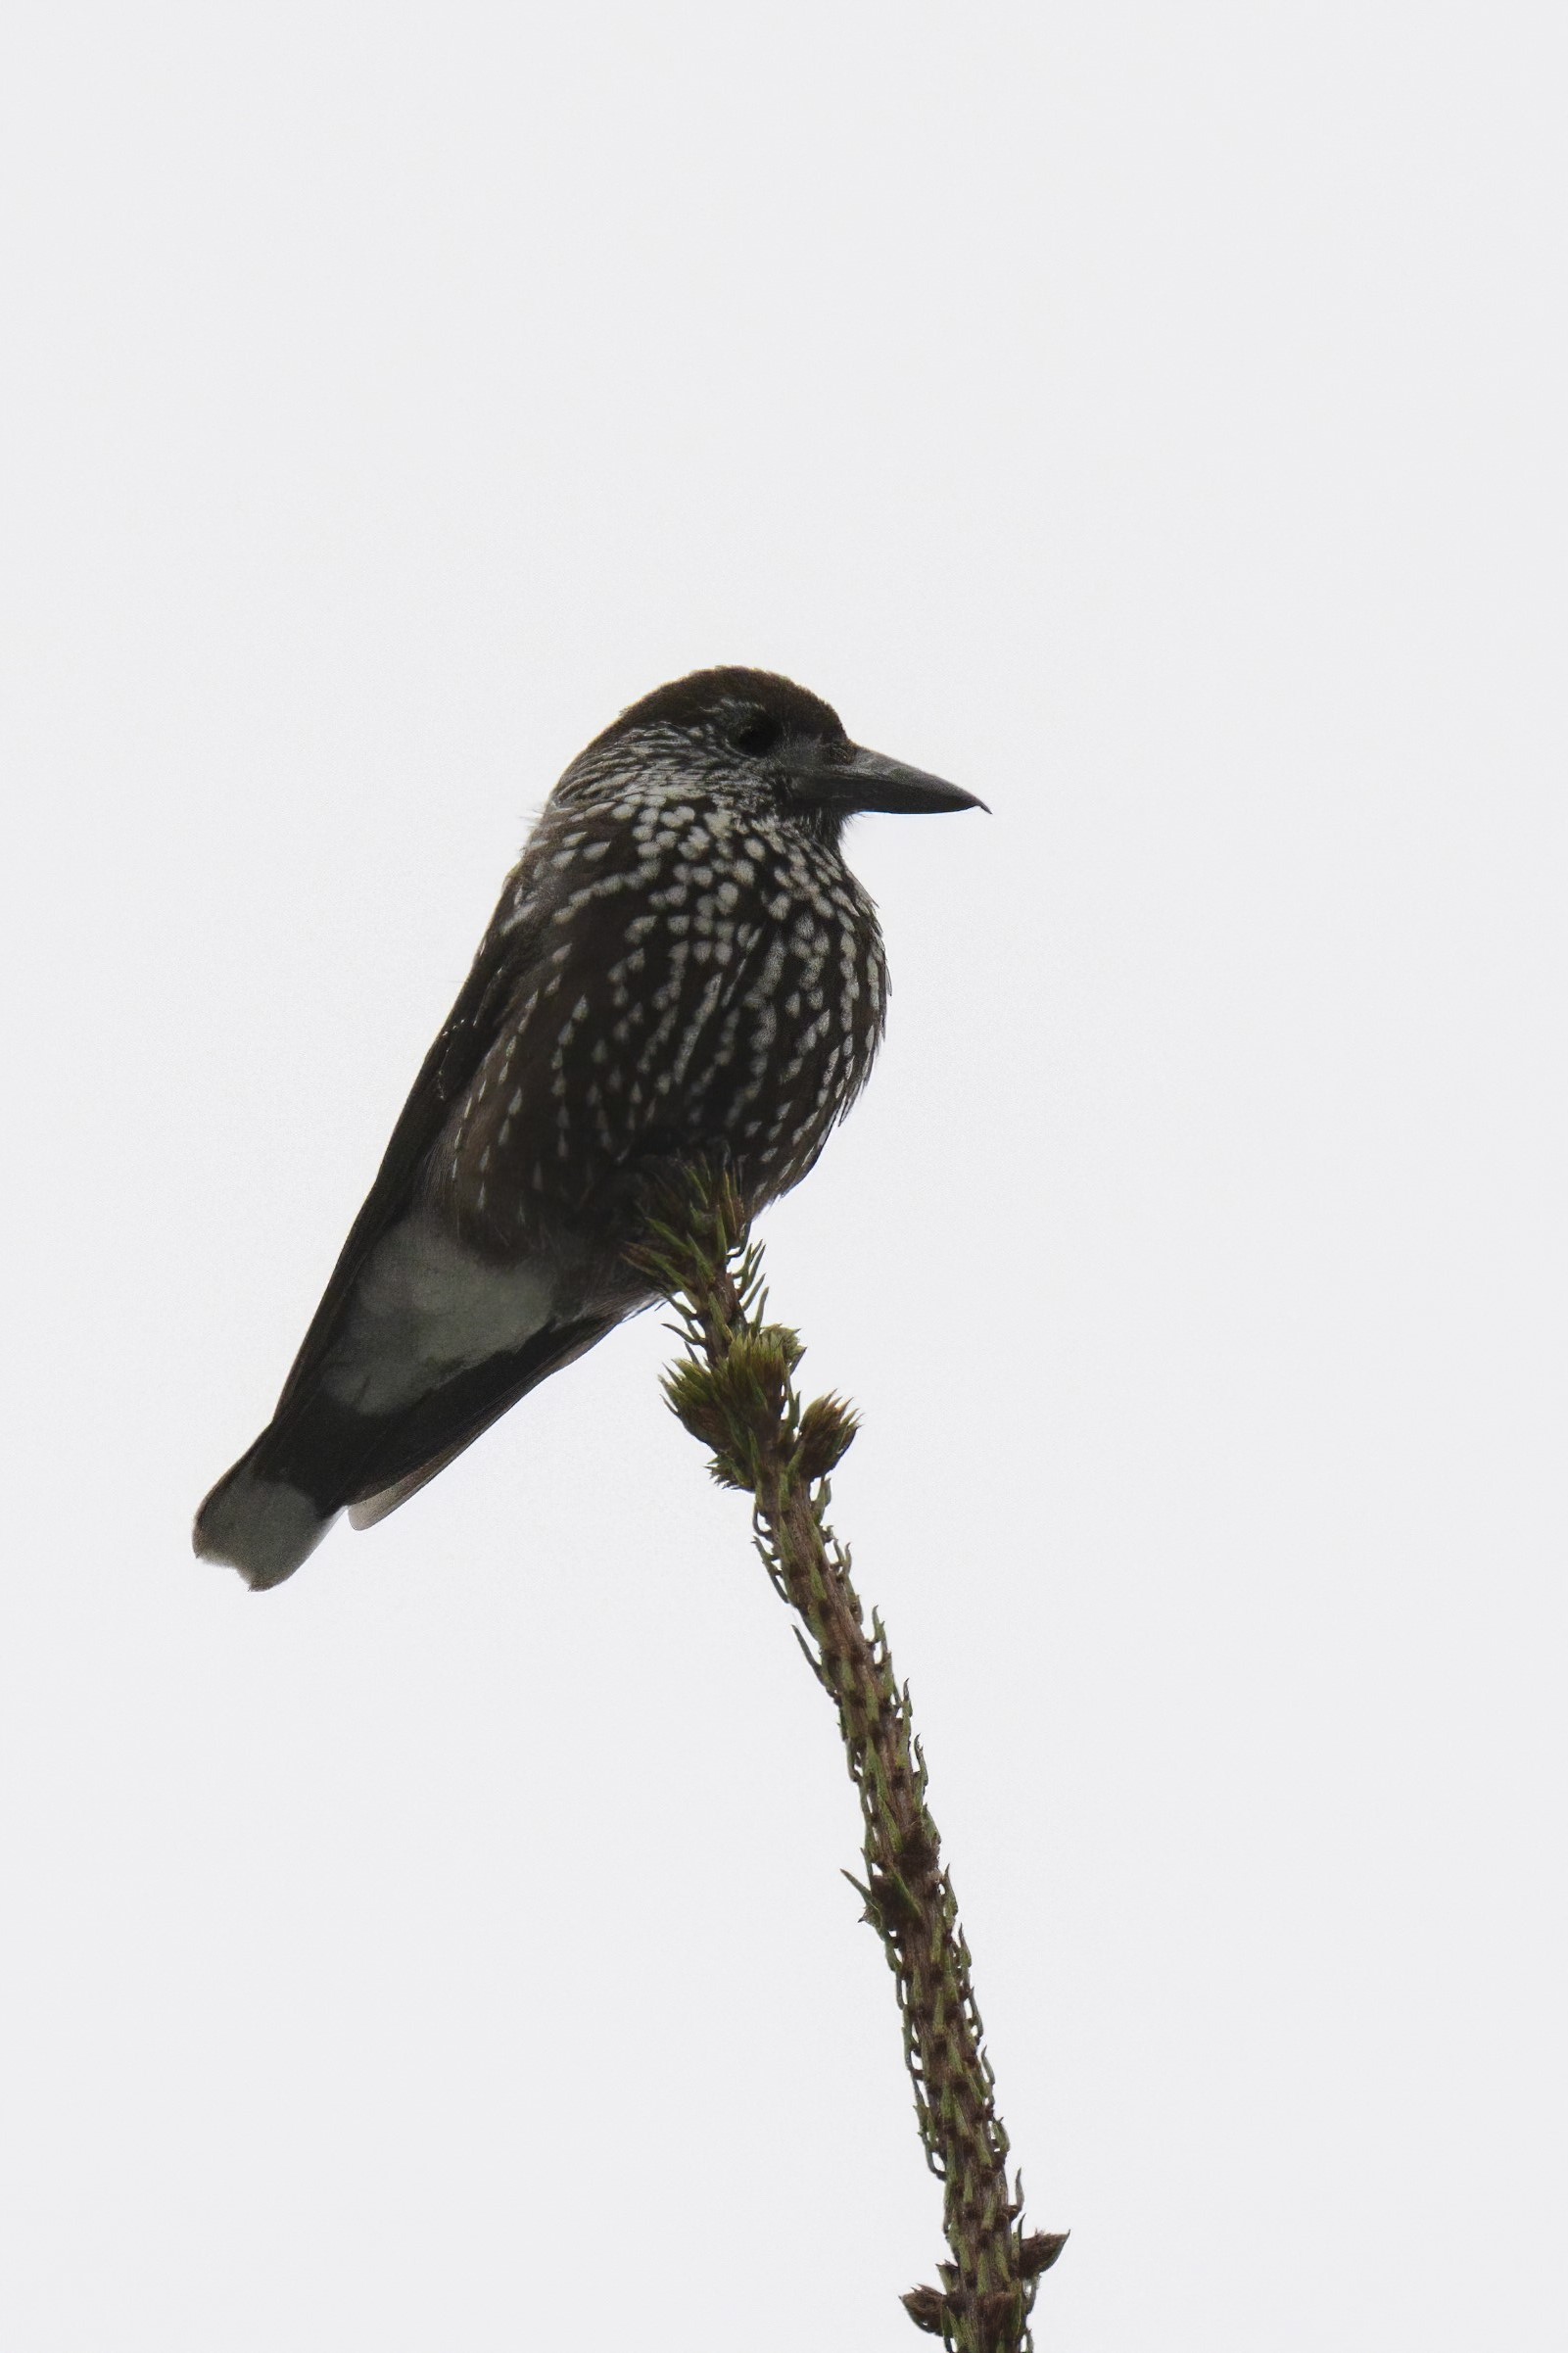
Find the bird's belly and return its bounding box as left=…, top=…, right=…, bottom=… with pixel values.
left=319, top=1212, right=558, bottom=1414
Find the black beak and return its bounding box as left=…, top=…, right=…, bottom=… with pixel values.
left=788, top=744, right=988, bottom=817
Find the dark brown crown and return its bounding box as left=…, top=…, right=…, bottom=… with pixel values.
left=590, top=666, right=846, bottom=751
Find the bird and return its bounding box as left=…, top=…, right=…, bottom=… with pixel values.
left=194, top=666, right=983, bottom=1589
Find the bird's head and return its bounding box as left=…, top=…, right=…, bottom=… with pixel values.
left=560, top=666, right=985, bottom=841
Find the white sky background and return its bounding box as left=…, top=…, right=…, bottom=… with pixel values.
left=2, top=2, right=1563, bottom=2347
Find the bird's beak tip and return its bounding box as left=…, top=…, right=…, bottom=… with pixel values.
left=801, top=746, right=987, bottom=819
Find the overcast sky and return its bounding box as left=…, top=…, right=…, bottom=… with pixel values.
left=2, top=3, right=1563, bottom=2348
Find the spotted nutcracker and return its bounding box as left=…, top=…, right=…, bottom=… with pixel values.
left=194, top=667, right=982, bottom=1587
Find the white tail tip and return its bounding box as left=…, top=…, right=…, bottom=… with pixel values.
left=194, top=1468, right=334, bottom=1591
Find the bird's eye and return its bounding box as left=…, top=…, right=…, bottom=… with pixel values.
left=730, top=713, right=784, bottom=757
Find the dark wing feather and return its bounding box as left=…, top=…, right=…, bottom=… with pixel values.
left=272, top=912, right=538, bottom=1421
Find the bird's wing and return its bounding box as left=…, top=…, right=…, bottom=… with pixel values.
left=270, top=904, right=539, bottom=1422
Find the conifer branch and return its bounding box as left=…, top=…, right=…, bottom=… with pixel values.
left=629, top=1165, right=1066, bottom=2353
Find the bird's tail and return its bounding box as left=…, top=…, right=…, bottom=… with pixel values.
left=194, top=1385, right=395, bottom=1589
left=195, top=1312, right=623, bottom=1590
left=193, top=1431, right=336, bottom=1591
